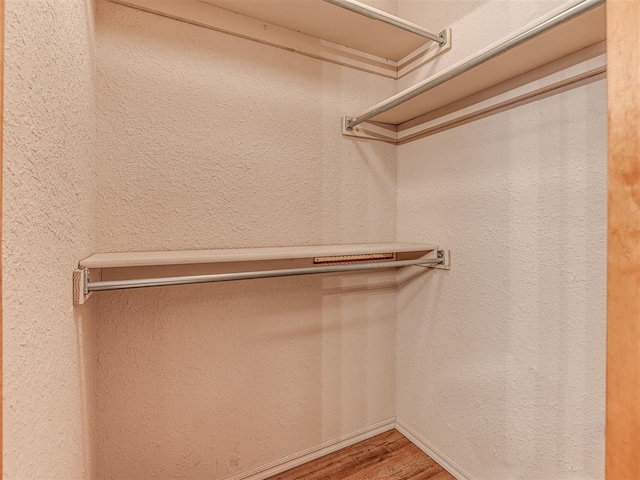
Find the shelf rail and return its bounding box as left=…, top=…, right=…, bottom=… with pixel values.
left=79, top=253, right=445, bottom=297
left=322, top=0, right=447, bottom=46
left=344, top=0, right=605, bottom=130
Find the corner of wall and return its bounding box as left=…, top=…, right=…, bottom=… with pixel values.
left=3, top=0, right=99, bottom=477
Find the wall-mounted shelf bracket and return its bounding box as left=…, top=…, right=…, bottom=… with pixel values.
left=431, top=249, right=451, bottom=270
left=415, top=249, right=450, bottom=270
left=73, top=268, right=92, bottom=306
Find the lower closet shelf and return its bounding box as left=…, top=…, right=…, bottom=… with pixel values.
left=72, top=243, right=450, bottom=305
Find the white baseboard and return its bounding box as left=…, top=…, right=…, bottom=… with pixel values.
left=395, top=420, right=477, bottom=480
left=225, top=417, right=473, bottom=480
left=225, top=417, right=396, bottom=480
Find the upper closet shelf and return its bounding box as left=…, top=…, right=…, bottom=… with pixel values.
left=109, top=0, right=451, bottom=79
left=73, top=243, right=449, bottom=305
left=343, top=0, right=606, bottom=144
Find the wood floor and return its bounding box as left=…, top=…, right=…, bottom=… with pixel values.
left=267, top=430, right=455, bottom=480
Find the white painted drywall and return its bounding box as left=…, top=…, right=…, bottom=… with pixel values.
left=94, top=1, right=399, bottom=478
left=3, top=0, right=98, bottom=478
left=395, top=2, right=607, bottom=477
left=1, top=0, right=607, bottom=478
left=396, top=77, right=606, bottom=479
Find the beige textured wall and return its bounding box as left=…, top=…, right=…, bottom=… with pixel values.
left=397, top=80, right=606, bottom=480
left=396, top=2, right=606, bottom=478
left=2, top=1, right=607, bottom=479
left=3, top=0, right=98, bottom=478
left=94, top=2, right=398, bottom=478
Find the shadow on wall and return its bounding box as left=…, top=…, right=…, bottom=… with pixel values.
left=75, top=304, right=99, bottom=478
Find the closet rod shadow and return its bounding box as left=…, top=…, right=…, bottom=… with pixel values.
left=85, top=255, right=445, bottom=293
left=345, top=0, right=605, bottom=130
left=322, top=0, right=447, bottom=45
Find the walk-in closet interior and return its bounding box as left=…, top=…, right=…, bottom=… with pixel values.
left=4, top=0, right=607, bottom=478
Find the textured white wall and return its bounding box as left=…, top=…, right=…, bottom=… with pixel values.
left=3, top=0, right=98, bottom=478
left=396, top=3, right=606, bottom=477
left=94, top=1, right=398, bottom=478
left=2, top=1, right=607, bottom=478
left=396, top=79, right=606, bottom=479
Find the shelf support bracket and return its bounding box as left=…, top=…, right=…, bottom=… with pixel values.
left=342, top=116, right=398, bottom=142
left=73, top=268, right=91, bottom=306
left=345, top=116, right=355, bottom=131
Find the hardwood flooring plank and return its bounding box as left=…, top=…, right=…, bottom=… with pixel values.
left=341, top=440, right=448, bottom=480
left=270, top=431, right=406, bottom=479
left=270, top=431, right=401, bottom=480
left=424, top=473, right=456, bottom=480
left=267, top=429, right=455, bottom=480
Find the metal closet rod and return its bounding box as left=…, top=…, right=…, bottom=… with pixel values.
left=345, top=0, right=605, bottom=130
left=322, top=0, right=447, bottom=46
left=84, top=254, right=445, bottom=294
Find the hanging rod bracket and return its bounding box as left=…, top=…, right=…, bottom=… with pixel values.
left=438, top=30, right=448, bottom=47
left=420, top=249, right=450, bottom=270
left=345, top=116, right=355, bottom=131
